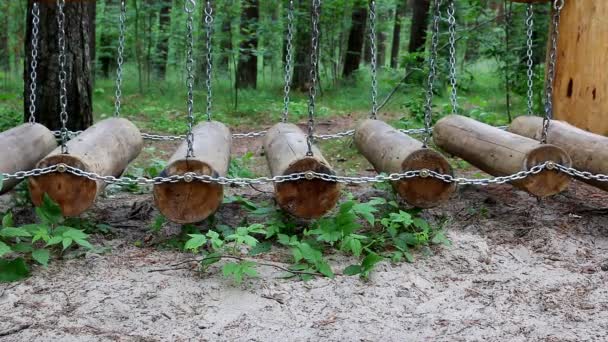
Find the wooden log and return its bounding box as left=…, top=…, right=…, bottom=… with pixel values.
left=433, top=115, right=571, bottom=197
left=28, top=118, right=143, bottom=216
left=509, top=116, right=608, bottom=191
left=263, top=123, right=340, bottom=219
left=0, top=123, right=57, bottom=194
left=354, top=119, right=455, bottom=208
left=153, top=121, right=231, bottom=224
left=549, top=1, right=608, bottom=136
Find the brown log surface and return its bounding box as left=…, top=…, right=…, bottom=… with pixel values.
left=263, top=123, right=340, bottom=219
left=0, top=123, right=57, bottom=194
left=509, top=116, right=608, bottom=191
left=154, top=121, right=231, bottom=224
left=29, top=118, right=143, bottom=216
left=433, top=115, right=571, bottom=197
left=354, top=119, right=455, bottom=208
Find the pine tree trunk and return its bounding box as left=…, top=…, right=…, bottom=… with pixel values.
left=218, top=3, right=233, bottom=71
left=154, top=0, right=172, bottom=79
left=408, top=0, right=430, bottom=55
left=343, top=4, right=367, bottom=78
left=24, top=0, right=95, bottom=130
left=236, top=0, right=259, bottom=89
left=292, top=0, right=312, bottom=91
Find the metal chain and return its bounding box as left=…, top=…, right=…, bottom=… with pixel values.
left=525, top=3, right=534, bottom=116
left=114, top=0, right=126, bottom=117
left=422, top=0, right=442, bottom=147
left=56, top=0, right=69, bottom=154
left=28, top=2, right=41, bottom=124
left=542, top=0, right=564, bottom=144
left=368, top=0, right=378, bottom=120
left=282, top=0, right=295, bottom=123
left=306, top=0, right=321, bottom=156
left=447, top=0, right=458, bottom=115
left=184, top=0, right=196, bottom=158
left=204, top=0, right=214, bottom=122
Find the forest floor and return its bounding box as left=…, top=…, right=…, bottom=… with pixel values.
left=1, top=117, right=608, bottom=341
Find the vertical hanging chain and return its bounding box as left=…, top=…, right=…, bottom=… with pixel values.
left=368, top=0, right=378, bottom=120
left=447, top=0, right=458, bottom=115
left=204, top=0, right=214, bottom=122
left=542, top=0, right=564, bottom=144
left=306, top=0, right=321, bottom=157
left=422, top=0, right=442, bottom=148
left=56, top=0, right=69, bottom=153
left=28, top=2, right=41, bottom=124
left=114, top=0, right=126, bottom=117
left=184, top=0, right=196, bottom=158
left=281, top=0, right=295, bottom=123
left=525, top=3, right=535, bottom=116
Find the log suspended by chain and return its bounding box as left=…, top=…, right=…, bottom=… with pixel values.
left=433, top=115, right=571, bottom=197
left=509, top=116, right=608, bottom=192
left=0, top=123, right=57, bottom=195
left=154, top=122, right=231, bottom=224
left=355, top=119, right=455, bottom=208
left=29, top=118, right=143, bottom=216
left=263, top=123, right=340, bottom=219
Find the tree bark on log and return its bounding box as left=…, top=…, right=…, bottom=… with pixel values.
left=0, top=124, right=57, bottom=194
left=433, top=115, right=571, bottom=197
left=509, top=116, right=608, bottom=191
left=355, top=119, right=455, bottom=208
left=154, top=122, right=232, bottom=224
left=263, top=123, right=340, bottom=219
left=29, top=118, right=143, bottom=217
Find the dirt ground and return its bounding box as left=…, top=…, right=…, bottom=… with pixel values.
left=1, top=120, right=608, bottom=341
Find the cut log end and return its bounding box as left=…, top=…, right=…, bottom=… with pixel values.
left=519, top=144, right=572, bottom=197
left=153, top=159, right=223, bottom=224
left=275, top=157, right=340, bottom=219
left=28, top=154, right=97, bottom=217
left=396, top=149, right=456, bottom=208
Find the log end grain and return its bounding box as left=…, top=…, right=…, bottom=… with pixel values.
left=520, top=144, right=572, bottom=197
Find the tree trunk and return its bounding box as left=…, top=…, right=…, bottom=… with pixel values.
left=98, top=0, right=113, bottom=78
left=408, top=0, right=430, bottom=56
left=390, top=0, right=406, bottom=68
left=0, top=2, right=9, bottom=75
left=154, top=0, right=172, bottom=79
left=218, top=3, right=233, bottom=71
left=292, top=0, right=312, bottom=91
left=236, top=0, right=259, bottom=89
left=343, top=4, right=367, bottom=78
left=24, top=0, right=96, bottom=130
left=377, top=11, right=388, bottom=67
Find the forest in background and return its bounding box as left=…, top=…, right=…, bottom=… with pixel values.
left=0, top=0, right=552, bottom=133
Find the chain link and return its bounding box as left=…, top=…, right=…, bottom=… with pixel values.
left=114, top=0, right=126, bottom=117
left=368, top=1, right=378, bottom=120
left=184, top=0, right=196, bottom=158
left=204, top=0, right=214, bottom=122
left=56, top=0, right=69, bottom=154
left=282, top=0, right=295, bottom=123
left=525, top=3, right=535, bottom=116
left=422, top=0, right=442, bottom=147
left=306, top=0, right=321, bottom=157
left=28, top=2, right=40, bottom=124
left=447, top=0, right=458, bottom=115
left=542, top=0, right=564, bottom=144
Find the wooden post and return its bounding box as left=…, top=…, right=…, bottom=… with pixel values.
left=433, top=115, right=571, bottom=197
left=0, top=124, right=57, bottom=194
left=509, top=116, right=608, bottom=191
left=263, top=123, right=340, bottom=219
left=28, top=118, right=143, bottom=217
left=354, top=119, right=455, bottom=208
left=549, top=1, right=608, bottom=136
left=153, top=122, right=231, bottom=224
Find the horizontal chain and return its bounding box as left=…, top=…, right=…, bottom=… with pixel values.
left=3, top=162, right=607, bottom=189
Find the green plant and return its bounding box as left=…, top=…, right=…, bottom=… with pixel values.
left=0, top=194, right=94, bottom=282
left=228, top=152, right=256, bottom=178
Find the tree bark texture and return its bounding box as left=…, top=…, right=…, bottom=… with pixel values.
left=343, top=3, right=367, bottom=77
left=236, top=0, right=259, bottom=89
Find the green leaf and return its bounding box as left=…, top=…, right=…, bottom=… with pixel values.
left=2, top=213, right=13, bottom=228
left=248, top=241, right=271, bottom=256
left=11, top=243, right=33, bottom=253
left=62, top=228, right=89, bottom=241
left=201, top=252, right=222, bottom=266
left=0, top=241, right=11, bottom=257
left=74, top=238, right=93, bottom=250
left=46, top=235, right=63, bottom=246
left=0, top=227, right=31, bottom=238
left=222, top=261, right=258, bottom=284
left=184, top=234, right=207, bottom=252
left=0, top=174, right=4, bottom=192
left=32, top=249, right=50, bottom=267
left=241, top=235, right=258, bottom=247
left=412, top=218, right=430, bottom=230
left=343, top=264, right=362, bottom=276
left=36, top=194, right=63, bottom=225
left=62, top=238, right=73, bottom=250
left=361, top=253, right=384, bottom=273
left=316, top=261, right=334, bottom=278
left=431, top=231, right=451, bottom=246
left=246, top=223, right=266, bottom=235
left=0, top=258, right=30, bottom=282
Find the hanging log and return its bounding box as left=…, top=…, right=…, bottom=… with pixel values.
left=0, top=123, right=57, bottom=194
left=433, top=115, right=571, bottom=197
left=354, top=119, right=455, bottom=208
left=153, top=121, right=231, bottom=224
left=29, top=118, right=143, bottom=216
left=509, top=116, right=608, bottom=191
left=263, top=123, right=340, bottom=219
